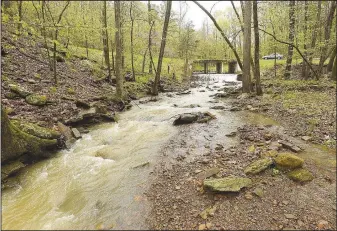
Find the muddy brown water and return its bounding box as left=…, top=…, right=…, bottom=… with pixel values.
left=1, top=74, right=335, bottom=230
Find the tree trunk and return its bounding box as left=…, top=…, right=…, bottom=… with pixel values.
left=81, top=3, right=89, bottom=59
left=152, top=1, right=172, bottom=96
left=148, top=1, right=153, bottom=74
left=242, top=1, right=251, bottom=93
left=142, top=48, right=148, bottom=73
left=309, top=1, right=321, bottom=65
left=53, top=35, right=57, bottom=84
left=102, top=0, right=111, bottom=81
left=110, top=39, right=115, bottom=72
left=327, top=46, right=336, bottom=72
left=284, top=0, right=295, bottom=79
left=302, top=0, right=309, bottom=80
left=332, top=54, right=337, bottom=80
left=17, top=1, right=23, bottom=35
left=41, top=1, right=53, bottom=71
left=129, top=1, right=135, bottom=81
left=317, top=1, right=336, bottom=76
left=253, top=1, right=262, bottom=95
left=114, top=1, right=123, bottom=99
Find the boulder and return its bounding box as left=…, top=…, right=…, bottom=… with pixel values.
left=203, top=177, right=252, bottom=192
left=173, top=113, right=199, bottom=125
left=64, top=107, right=115, bottom=126
left=25, top=94, right=47, bottom=106
left=75, top=100, right=91, bottom=109
left=244, top=158, right=273, bottom=175
left=287, top=168, right=314, bottom=182
left=9, top=84, right=32, bottom=97
left=1, top=108, right=59, bottom=163
left=57, top=122, right=75, bottom=148
left=274, top=153, right=304, bottom=169
left=1, top=161, right=25, bottom=180
left=4, top=92, right=20, bottom=99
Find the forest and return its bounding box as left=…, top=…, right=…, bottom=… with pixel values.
left=1, top=1, right=336, bottom=230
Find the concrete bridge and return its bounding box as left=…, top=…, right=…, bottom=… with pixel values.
left=192, top=59, right=237, bottom=74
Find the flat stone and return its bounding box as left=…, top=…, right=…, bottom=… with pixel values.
left=301, top=136, right=312, bottom=141
left=71, top=128, right=82, bottom=139
left=225, top=131, right=237, bottom=137
left=284, top=214, right=297, bottom=219
left=253, top=187, right=264, bottom=197
left=279, top=140, right=302, bottom=153
left=196, top=167, right=220, bottom=180
left=203, top=177, right=252, bottom=192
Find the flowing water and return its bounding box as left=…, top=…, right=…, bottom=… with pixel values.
left=1, top=74, right=335, bottom=230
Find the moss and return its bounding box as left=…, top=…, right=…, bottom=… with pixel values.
left=25, top=94, right=47, bottom=106
left=244, top=158, right=273, bottom=175
left=203, top=177, right=252, bottom=192
left=11, top=120, right=60, bottom=139
left=1, top=108, right=58, bottom=162
left=34, top=73, right=41, bottom=79
left=273, top=152, right=304, bottom=169
left=67, top=87, right=75, bottom=95
left=49, top=86, right=57, bottom=94
left=9, top=84, right=31, bottom=97
left=287, top=168, right=314, bottom=182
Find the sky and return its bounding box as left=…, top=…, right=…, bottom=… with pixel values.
left=142, top=1, right=234, bottom=30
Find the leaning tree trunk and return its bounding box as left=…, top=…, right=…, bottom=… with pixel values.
left=242, top=1, right=252, bottom=93
left=332, top=55, right=337, bottom=80
left=284, top=0, right=295, bottom=79
left=152, top=1, right=172, bottom=96
left=327, top=46, right=336, bottom=72
left=253, top=0, right=262, bottom=95
left=114, top=1, right=123, bottom=99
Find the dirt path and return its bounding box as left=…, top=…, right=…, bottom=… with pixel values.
left=145, top=77, right=336, bottom=230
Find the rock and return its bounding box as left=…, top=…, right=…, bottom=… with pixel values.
left=279, top=140, right=302, bottom=153
left=11, top=120, right=60, bottom=139
left=9, top=84, right=32, bottom=97
left=199, top=89, right=206, bottom=92
left=274, top=153, right=304, bottom=169
left=229, top=106, right=241, bottom=111
left=176, top=90, right=191, bottom=95
left=27, top=79, right=37, bottom=84
left=64, top=108, right=115, bottom=126
left=132, top=161, right=150, bottom=169
left=25, top=94, right=47, bottom=106
left=317, top=220, right=329, bottom=230
left=248, top=145, right=255, bottom=153
left=195, top=169, right=202, bottom=174
left=210, top=105, right=225, bottom=110
left=225, top=131, right=237, bottom=137
left=215, top=144, right=224, bottom=150
left=245, top=192, right=253, bottom=200
left=57, top=122, right=75, bottom=148
left=268, top=141, right=282, bottom=151
left=198, top=224, right=206, bottom=230
left=175, top=186, right=181, bottom=190
left=1, top=161, right=25, bottom=179
left=5, top=92, right=20, bottom=99
left=173, top=112, right=216, bottom=125
left=206, top=223, right=212, bottom=229
left=183, top=104, right=200, bottom=108
left=244, top=158, right=273, bottom=175
left=1, top=108, right=59, bottom=163
left=253, top=187, right=264, bottom=197
left=301, top=136, right=312, bottom=141
left=173, top=113, right=198, bottom=125
left=264, top=133, right=273, bottom=140
left=203, top=177, right=252, bottom=192
left=75, top=100, right=91, bottom=109
left=260, top=150, right=278, bottom=158
left=56, top=55, right=65, bottom=62
left=71, top=128, right=82, bottom=139
left=199, top=206, right=217, bottom=220
left=237, top=93, right=250, bottom=100
left=196, top=167, right=220, bottom=180
left=287, top=168, right=314, bottom=182
left=284, top=214, right=297, bottom=219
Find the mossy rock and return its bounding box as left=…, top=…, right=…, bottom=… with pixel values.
left=273, top=152, right=304, bottom=169
left=1, top=108, right=58, bottom=163
left=287, top=168, right=314, bottom=182
left=203, top=177, right=252, bottom=192
left=11, top=120, right=60, bottom=139
left=9, top=84, right=32, bottom=97
left=25, top=94, right=47, bottom=106
left=244, top=158, right=273, bottom=175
